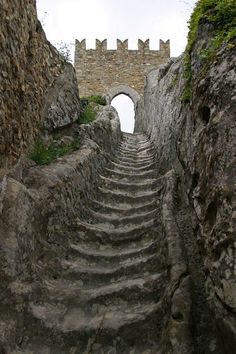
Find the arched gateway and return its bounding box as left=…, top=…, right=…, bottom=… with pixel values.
left=74, top=38, right=170, bottom=100
left=106, top=85, right=140, bottom=107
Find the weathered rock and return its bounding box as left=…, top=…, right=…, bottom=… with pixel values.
left=0, top=0, right=80, bottom=168
left=135, top=22, right=236, bottom=354
left=0, top=107, right=120, bottom=352
left=42, top=64, right=80, bottom=132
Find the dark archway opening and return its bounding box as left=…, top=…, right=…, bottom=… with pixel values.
left=111, top=94, right=135, bottom=133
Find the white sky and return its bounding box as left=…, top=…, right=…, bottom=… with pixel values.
left=36, top=0, right=196, bottom=132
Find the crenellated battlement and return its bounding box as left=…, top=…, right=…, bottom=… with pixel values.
left=75, top=38, right=170, bottom=53
left=74, top=38, right=170, bottom=97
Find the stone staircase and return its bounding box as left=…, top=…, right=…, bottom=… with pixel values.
left=22, top=133, right=168, bottom=354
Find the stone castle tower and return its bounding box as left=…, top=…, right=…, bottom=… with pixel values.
left=74, top=39, right=170, bottom=101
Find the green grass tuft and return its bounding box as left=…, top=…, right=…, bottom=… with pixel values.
left=79, top=104, right=97, bottom=124
left=81, top=95, right=106, bottom=106
left=29, top=138, right=80, bottom=165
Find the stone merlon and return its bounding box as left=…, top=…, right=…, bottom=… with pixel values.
left=74, top=38, right=170, bottom=97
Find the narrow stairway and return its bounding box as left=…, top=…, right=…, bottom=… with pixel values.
left=26, top=133, right=168, bottom=354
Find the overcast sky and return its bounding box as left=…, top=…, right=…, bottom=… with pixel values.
left=36, top=0, right=196, bottom=132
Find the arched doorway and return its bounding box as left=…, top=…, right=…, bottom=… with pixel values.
left=106, top=85, right=140, bottom=106
left=111, top=95, right=135, bottom=133
left=106, top=85, right=140, bottom=134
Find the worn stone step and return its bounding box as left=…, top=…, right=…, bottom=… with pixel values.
left=116, top=151, right=155, bottom=163
left=69, top=238, right=159, bottom=263
left=72, top=217, right=156, bottom=242
left=96, top=186, right=159, bottom=205
left=113, top=154, right=155, bottom=166
left=120, top=136, right=153, bottom=144
left=44, top=272, right=166, bottom=308
left=117, top=145, right=155, bottom=157
left=103, top=167, right=157, bottom=182
left=88, top=198, right=158, bottom=216
left=61, top=253, right=161, bottom=283
left=68, top=227, right=164, bottom=258
left=117, top=144, right=155, bottom=158
left=118, top=142, right=151, bottom=153
left=111, top=156, right=155, bottom=169
left=73, top=223, right=158, bottom=248
left=98, top=175, right=158, bottom=193
left=84, top=208, right=157, bottom=228
left=109, top=160, right=156, bottom=173
left=122, top=136, right=150, bottom=145
left=29, top=301, right=162, bottom=349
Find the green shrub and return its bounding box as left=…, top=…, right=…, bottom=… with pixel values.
left=29, top=138, right=80, bottom=165
left=81, top=95, right=106, bottom=106
left=88, top=95, right=106, bottom=105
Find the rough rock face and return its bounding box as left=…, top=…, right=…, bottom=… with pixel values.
left=0, top=106, right=121, bottom=352
left=0, top=0, right=80, bottom=168
left=135, top=25, right=236, bottom=354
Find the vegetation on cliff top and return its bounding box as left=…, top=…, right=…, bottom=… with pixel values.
left=182, top=0, right=236, bottom=103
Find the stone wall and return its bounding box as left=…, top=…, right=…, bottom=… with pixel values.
left=0, top=0, right=80, bottom=169
left=74, top=39, right=170, bottom=97
left=135, top=23, right=236, bottom=354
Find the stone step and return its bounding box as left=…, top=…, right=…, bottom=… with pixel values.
left=109, top=160, right=156, bottom=173
left=88, top=198, right=158, bottom=216
left=68, top=227, right=164, bottom=259
left=118, top=142, right=151, bottom=153
left=72, top=217, right=156, bottom=244
left=110, top=156, right=155, bottom=169
left=84, top=208, right=157, bottom=228
left=119, top=137, right=151, bottom=147
left=117, top=145, right=155, bottom=157
left=98, top=175, right=158, bottom=193
left=44, top=272, right=166, bottom=307
left=103, top=167, right=157, bottom=181
left=29, top=301, right=162, bottom=349
left=113, top=154, right=155, bottom=166
left=122, top=136, right=150, bottom=145
left=61, top=252, right=161, bottom=283
left=96, top=186, right=159, bottom=205
left=119, top=144, right=152, bottom=153
left=122, top=132, right=148, bottom=140
left=69, top=238, right=159, bottom=263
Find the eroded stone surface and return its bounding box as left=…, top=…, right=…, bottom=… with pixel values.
left=135, top=23, right=236, bottom=354
left=0, top=107, right=121, bottom=352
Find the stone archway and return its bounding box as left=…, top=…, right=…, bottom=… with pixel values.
left=106, top=85, right=141, bottom=107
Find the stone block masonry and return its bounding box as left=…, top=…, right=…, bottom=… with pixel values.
left=74, top=39, right=170, bottom=97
